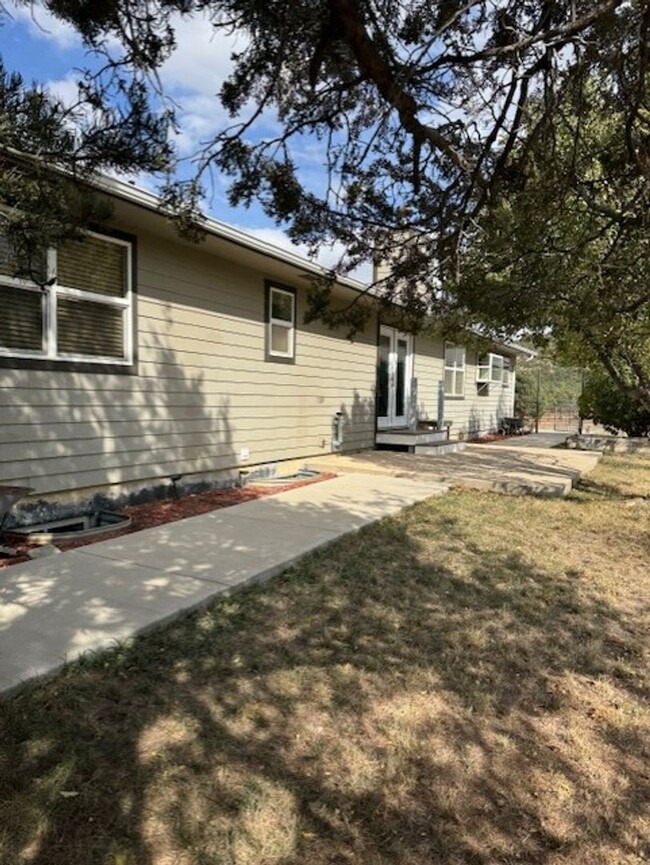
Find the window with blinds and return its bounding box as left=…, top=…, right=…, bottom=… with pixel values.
left=0, top=230, right=132, bottom=364
left=0, top=285, right=44, bottom=352
left=57, top=297, right=125, bottom=358
left=58, top=235, right=127, bottom=298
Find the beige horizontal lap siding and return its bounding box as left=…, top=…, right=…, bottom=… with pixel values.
left=412, top=335, right=444, bottom=423
left=0, top=229, right=377, bottom=498
left=413, top=337, right=515, bottom=436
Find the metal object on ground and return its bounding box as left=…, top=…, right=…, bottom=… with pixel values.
left=9, top=511, right=131, bottom=545
left=247, top=469, right=323, bottom=488
left=501, top=417, right=525, bottom=435
left=0, top=486, right=34, bottom=524
left=0, top=486, right=35, bottom=555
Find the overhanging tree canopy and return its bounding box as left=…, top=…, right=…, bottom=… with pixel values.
left=3, top=1, right=650, bottom=403
left=0, top=50, right=171, bottom=276
left=39, top=1, right=639, bottom=268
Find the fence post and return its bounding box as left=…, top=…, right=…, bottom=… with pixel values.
left=578, top=369, right=585, bottom=434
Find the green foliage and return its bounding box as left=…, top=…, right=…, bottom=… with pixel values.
left=579, top=370, right=650, bottom=437
left=455, top=77, right=650, bottom=412
left=515, top=357, right=583, bottom=421
left=514, top=366, right=540, bottom=421
left=2, top=1, right=649, bottom=415
left=0, top=58, right=172, bottom=275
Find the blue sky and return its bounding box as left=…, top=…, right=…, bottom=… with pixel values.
left=1, top=2, right=370, bottom=278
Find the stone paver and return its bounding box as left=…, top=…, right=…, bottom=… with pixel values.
left=0, top=472, right=447, bottom=696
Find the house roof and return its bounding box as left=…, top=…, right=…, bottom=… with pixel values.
left=96, top=173, right=536, bottom=359
left=95, top=174, right=368, bottom=294
left=490, top=339, right=537, bottom=360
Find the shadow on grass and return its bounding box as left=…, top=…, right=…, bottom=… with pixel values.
left=573, top=475, right=649, bottom=502
left=1, top=499, right=649, bottom=865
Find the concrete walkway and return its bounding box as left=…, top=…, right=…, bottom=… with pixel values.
left=0, top=472, right=447, bottom=696
left=0, top=436, right=602, bottom=697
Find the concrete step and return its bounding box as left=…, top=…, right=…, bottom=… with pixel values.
left=376, top=429, right=448, bottom=446
left=415, top=441, right=467, bottom=456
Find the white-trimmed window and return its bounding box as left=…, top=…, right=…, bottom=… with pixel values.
left=267, top=284, right=295, bottom=361
left=444, top=343, right=466, bottom=397
left=503, top=356, right=512, bottom=386
left=0, top=230, right=133, bottom=365
left=477, top=353, right=509, bottom=385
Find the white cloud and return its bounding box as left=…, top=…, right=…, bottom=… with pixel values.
left=44, top=72, right=105, bottom=132
left=171, top=93, right=232, bottom=156
left=160, top=13, right=245, bottom=97
left=239, top=225, right=315, bottom=258
left=44, top=72, right=82, bottom=106
left=10, top=4, right=243, bottom=96
left=155, top=13, right=251, bottom=156
left=10, top=1, right=79, bottom=49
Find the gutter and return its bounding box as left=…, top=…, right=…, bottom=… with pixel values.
left=75, top=173, right=543, bottom=361
left=490, top=339, right=538, bottom=360
left=2, top=146, right=369, bottom=293
left=2, top=150, right=540, bottom=358
left=93, top=174, right=369, bottom=294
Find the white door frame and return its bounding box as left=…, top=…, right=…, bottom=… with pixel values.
left=377, top=325, right=414, bottom=429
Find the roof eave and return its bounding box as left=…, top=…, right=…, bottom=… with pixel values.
left=93, top=174, right=369, bottom=294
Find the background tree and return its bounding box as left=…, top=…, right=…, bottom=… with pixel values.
left=4, top=1, right=649, bottom=408
left=515, top=355, right=583, bottom=426
left=0, top=54, right=171, bottom=277
left=454, top=78, right=650, bottom=410
left=579, top=368, right=650, bottom=436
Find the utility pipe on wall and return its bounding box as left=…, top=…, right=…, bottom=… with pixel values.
left=332, top=411, right=344, bottom=451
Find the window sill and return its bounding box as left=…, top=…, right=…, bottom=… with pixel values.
left=0, top=355, right=138, bottom=374
left=265, top=352, right=296, bottom=365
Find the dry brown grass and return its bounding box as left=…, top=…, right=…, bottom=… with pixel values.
left=1, top=452, right=649, bottom=865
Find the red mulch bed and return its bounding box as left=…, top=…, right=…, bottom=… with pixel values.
left=0, top=472, right=336, bottom=571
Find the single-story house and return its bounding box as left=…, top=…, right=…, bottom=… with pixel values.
left=0, top=176, right=530, bottom=518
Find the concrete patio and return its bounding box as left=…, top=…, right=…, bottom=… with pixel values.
left=308, top=433, right=601, bottom=498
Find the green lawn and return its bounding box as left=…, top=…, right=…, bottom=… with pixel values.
left=2, top=452, right=649, bottom=865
